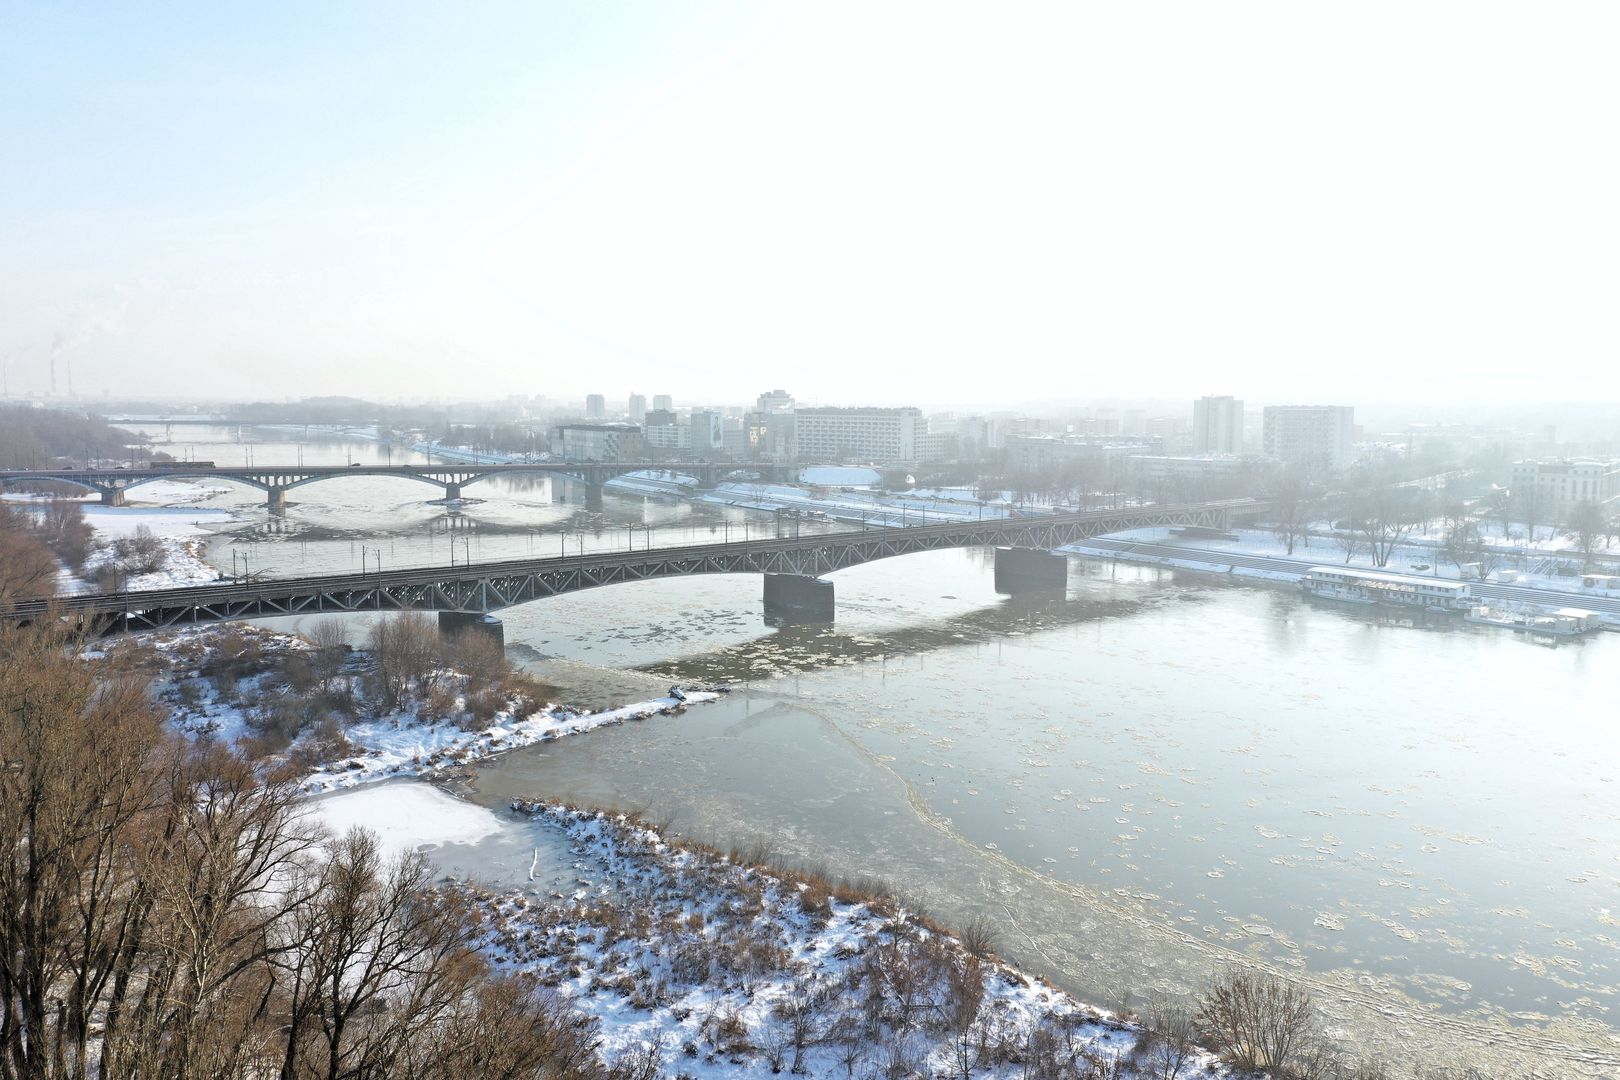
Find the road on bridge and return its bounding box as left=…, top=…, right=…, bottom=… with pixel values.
left=6, top=501, right=1258, bottom=631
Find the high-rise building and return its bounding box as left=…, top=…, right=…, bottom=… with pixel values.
left=1193, top=396, right=1244, bottom=455
left=793, top=406, right=921, bottom=464
left=1261, top=405, right=1354, bottom=470
left=652, top=394, right=673, bottom=412
left=688, top=409, right=724, bottom=453
left=627, top=393, right=646, bottom=422
left=584, top=394, right=605, bottom=419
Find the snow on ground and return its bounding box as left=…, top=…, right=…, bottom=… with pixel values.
left=798, top=465, right=881, bottom=486
left=408, top=440, right=526, bottom=464
left=699, top=480, right=1011, bottom=528
left=604, top=470, right=702, bottom=500
left=306, top=782, right=503, bottom=859
left=299, top=689, right=719, bottom=794
left=465, top=805, right=1232, bottom=1080
left=80, top=501, right=230, bottom=590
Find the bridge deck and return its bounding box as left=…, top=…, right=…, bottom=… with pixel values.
left=6, top=501, right=1259, bottom=632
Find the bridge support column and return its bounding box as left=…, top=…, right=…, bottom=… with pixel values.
left=266, top=487, right=287, bottom=514
left=438, top=610, right=505, bottom=650
left=584, top=483, right=604, bottom=511
left=99, top=488, right=126, bottom=507
left=763, top=574, right=834, bottom=625
left=444, top=483, right=462, bottom=502
left=994, top=547, right=1068, bottom=593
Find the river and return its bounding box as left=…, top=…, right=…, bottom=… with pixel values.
left=120, top=424, right=1620, bottom=1076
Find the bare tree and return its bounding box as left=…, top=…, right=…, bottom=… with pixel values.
left=1354, top=486, right=1428, bottom=568
left=306, top=618, right=349, bottom=690
left=1195, top=970, right=1321, bottom=1075
left=1268, top=471, right=1316, bottom=556
left=366, top=613, right=441, bottom=711
left=1567, top=501, right=1608, bottom=569
left=1441, top=519, right=1498, bottom=579
left=0, top=504, right=59, bottom=602
left=1133, top=1004, right=1199, bottom=1080
left=1512, top=483, right=1543, bottom=545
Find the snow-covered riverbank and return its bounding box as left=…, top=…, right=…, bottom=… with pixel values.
left=456, top=803, right=1233, bottom=1080
left=117, top=625, right=721, bottom=794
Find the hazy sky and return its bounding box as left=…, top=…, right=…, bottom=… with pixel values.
left=3, top=2, right=1617, bottom=407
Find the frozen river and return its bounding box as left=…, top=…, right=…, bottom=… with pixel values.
left=128, top=425, right=1620, bottom=1076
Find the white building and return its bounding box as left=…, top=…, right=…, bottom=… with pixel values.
left=643, top=409, right=686, bottom=451
left=793, top=406, right=921, bottom=464
left=652, top=394, right=673, bottom=412
left=1193, top=395, right=1244, bottom=455
left=627, top=393, right=646, bottom=422
left=1262, top=405, right=1354, bottom=470
left=584, top=394, right=605, bottom=419
left=1510, top=459, right=1620, bottom=519
left=552, top=422, right=643, bottom=461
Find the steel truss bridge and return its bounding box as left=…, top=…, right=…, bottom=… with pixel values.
left=0, top=462, right=784, bottom=509
left=6, top=500, right=1261, bottom=635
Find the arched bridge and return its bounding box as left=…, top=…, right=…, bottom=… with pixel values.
left=0, top=462, right=786, bottom=511
left=7, top=500, right=1264, bottom=636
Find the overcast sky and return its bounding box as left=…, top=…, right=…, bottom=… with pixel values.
left=2, top=2, right=1617, bottom=407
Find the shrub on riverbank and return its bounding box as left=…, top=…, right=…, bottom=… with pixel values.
left=99, top=619, right=558, bottom=775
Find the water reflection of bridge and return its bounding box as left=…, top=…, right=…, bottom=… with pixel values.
left=10, top=500, right=1264, bottom=640
left=0, top=462, right=781, bottom=512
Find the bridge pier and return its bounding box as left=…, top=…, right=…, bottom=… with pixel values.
left=763, top=573, right=834, bottom=625
left=266, top=487, right=287, bottom=514
left=444, top=482, right=463, bottom=502
left=993, top=547, right=1068, bottom=593
left=584, top=483, right=604, bottom=511
left=438, top=610, right=505, bottom=650
left=99, top=488, right=127, bottom=507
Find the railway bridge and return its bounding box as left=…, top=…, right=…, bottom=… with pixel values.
left=7, top=500, right=1264, bottom=641
left=0, top=462, right=786, bottom=512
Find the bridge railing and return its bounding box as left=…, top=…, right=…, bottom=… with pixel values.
left=5, top=500, right=1263, bottom=621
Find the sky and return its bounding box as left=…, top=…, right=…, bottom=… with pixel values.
left=2, top=1, right=1617, bottom=408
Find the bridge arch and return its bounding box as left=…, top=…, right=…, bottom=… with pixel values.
left=0, top=474, right=106, bottom=496
left=122, top=472, right=272, bottom=493
left=280, top=470, right=450, bottom=493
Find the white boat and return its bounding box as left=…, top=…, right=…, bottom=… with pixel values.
left=1464, top=604, right=1603, bottom=637
left=1300, top=566, right=1472, bottom=612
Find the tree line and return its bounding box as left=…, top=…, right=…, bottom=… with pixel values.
left=0, top=617, right=606, bottom=1080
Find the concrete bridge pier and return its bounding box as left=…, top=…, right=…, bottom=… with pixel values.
left=444, top=482, right=463, bottom=502
left=993, top=547, right=1068, bottom=593
left=99, top=488, right=127, bottom=507
left=763, top=573, right=834, bottom=625
left=438, top=610, right=505, bottom=650
left=266, top=487, right=288, bottom=514
left=584, top=483, right=604, bottom=511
